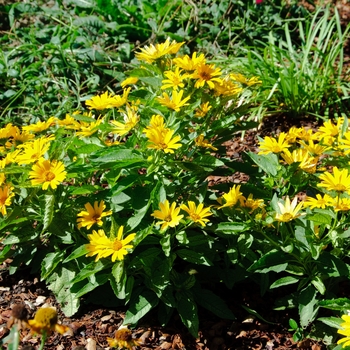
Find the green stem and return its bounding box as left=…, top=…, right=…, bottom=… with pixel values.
left=38, top=331, right=47, bottom=350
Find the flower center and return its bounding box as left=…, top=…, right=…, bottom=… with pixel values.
left=112, top=240, right=123, bottom=251
left=190, top=213, right=201, bottom=221
left=45, top=171, right=55, bottom=182
left=165, top=215, right=172, bottom=222
left=281, top=213, right=294, bottom=222
left=199, top=71, right=211, bottom=81
left=334, top=184, right=347, bottom=192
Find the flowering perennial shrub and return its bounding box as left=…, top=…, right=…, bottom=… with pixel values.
left=1, top=38, right=350, bottom=345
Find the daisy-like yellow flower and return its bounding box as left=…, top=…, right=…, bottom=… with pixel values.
left=0, top=184, right=15, bottom=216
left=180, top=201, right=212, bottom=227
left=281, top=148, right=318, bottom=174
left=240, top=194, right=265, bottom=212
left=86, top=227, right=135, bottom=262
left=22, top=117, right=57, bottom=134
left=286, top=126, right=314, bottom=143
left=28, top=307, right=69, bottom=335
left=144, top=114, right=166, bottom=134
left=337, top=314, right=350, bottom=347
left=230, top=73, right=262, bottom=86
left=85, top=88, right=130, bottom=110
left=334, top=197, right=350, bottom=212
left=110, top=105, right=139, bottom=137
left=303, top=193, right=334, bottom=209
left=120, top=76, right=139, bottom=88
left=161, top=67, right=187, bottom=90
left=156, top=90, right=191, bottom=112
left=192, top=63, right=223, bottom=89
left=318, top=167, right=350, bottom=193
left=337, top=131, right=350, bottom=155
left=146, top=127, right=182, bottom=154
left=275, top=196, right=304, bottom=222
left=75, top=118, right=103, bottom=138
left=29, top=159, right=67, bottom=190
left=195, top=134, right=218, bottom=151
left=57, top=113, right=82, bottom=130
left=151, top=200, right=184, bottom=230
left=299, top=139, right=330, bottom=156
left=213, top=77, right=243, bottom=96
left=135, top=38, right=184, bottom=63
left=77, top=200, right=113, bottom=229
left=173, top=52, right=206, bottom=71
left=0, top=173, right=5, bottom=186
left=195, top=102, right=212, bottom=118
left=314, top=119, right=342, bottom=146
left=218, top=185, right=244, bottom=209
left=15, top=135, right=55, bottom=165
left=107, top=326, right=141, bottom=350
left=258, top=132, right=290, bottom=155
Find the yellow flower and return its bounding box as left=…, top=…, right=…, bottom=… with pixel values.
left=22, top=117, right=57, bottom=134
left=192, top=63, right=222, bottom=89
left=85, top=89, right=130, bottom=110
left=195, top=102, right=212, bottom=117
left=303, top=193, right=334, bottom=209
left=275, top=196, right=304, bottom=222
left=107, top=326, right=141, bottom=350
left=29, top=159, right=67, bottom=190
left=258, top=133, right=290, bottom=155
left=334, top=197, right=350, bottom=212
left=85, top=227, right=136, bottom=262
left=281, top=148, right=318, bottom=174
left=218, top=185, right=244, bottom=209
left=240, top=194, right=265, bottom=212
left=135, top=38, right=184, bottom=63
left=151, top=200, right=184, bottom=230
left=180, top=201, right=212, bottom=227
left=230, top=73, right=262, bottom=86
left=318, top=167, right=350, bottom=193
left=77, top=200, right=113, bottom=229
left=110, top=105, right=139, bottom=137
left=57, top=113, right=82, bottom=130
left=173, top=52, right=206, bottom=71
left=213, top=77, right=242, bottom=96
left=75, top=118, right=103, bottom=138
left=143, top=115, right=166, bottom=134
left=337, top=131, right=350, bottom=155
left=28, top=307, right=69, bottom=335
left=299, top=139, right=330, bottom=156
left=195, top=134, right=218, bottom=151
left=146, top=127, right=182, bottom=153
left=120, top=76, right=138, bottom=88
left=0, top=184, right=15, bottom=216
left=337, top=314, right=350, bottom=347
left=156, top=90, right=190, bottom=112
left=161, top=67, right=187, bottom=90
left=15, top=135, right=55, bottom=165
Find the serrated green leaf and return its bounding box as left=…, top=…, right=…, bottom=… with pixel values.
left=311, top=276, right=326, bottom=295
left=248, top=250, right=289, bottom=273
left=47, top=264, right=80, bottom=316
left=69, top=185, right=99, bottom=195
left=319, top=298, right=350, bottom=311
left=247, top=152, right=279, bottom=176
left=112, top=261, right=124, bottom=284
left=306, top=213, right=332, bottom=225
left=160, top=235, right=171, bottom=257
left=41, top=251, right=65, bottom=280
left=318, top=316, right=343, bottom=329
left=298, top=285, right=318, bottom=328
left=71, top=260, right=109, bottom=284
left=42, top=194, right=55, bottom=232
left=123, top=290, right=159, bottom=325
left=90, top=148, right=144, bottom=168
left=216, top=222, right=249, bottom=234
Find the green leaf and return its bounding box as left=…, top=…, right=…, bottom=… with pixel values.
left=248, top=250, right=289, bottom=273
left=90, top=147, right=144, bottom=168
left=289, top=318, right=298, bottom=330
left=311, top=276, right=326, bottom=295
left=71, top=260, right=109, bottom=284
left=192, top=155, right=225, bottom=168
left=270, top=276, right=300, bottom=289
left=306, top=213, right=332, bottom=225
left=47, top=264, right=80, bottom=316
left=123, top=290, right=159, bottom=325
left=160, top=235, right=171, bottom=257
left=74, top=273, right=109, bottom=298
left=319, top=298, right=350, bottom=311
left=176, top=249, right=213, bottom=266
left=112, top=261, right=124, bottom=284
left=41, top=251, right=65, bottom=280
left=194, top=288, right=235, bottom=320
left=176, top=290, right=199, bottom=337
left=298, top=285, right=318, bottom=328
left=216, top=222, right=250, bottom=234
left=42, top=194, right=55, bottom=232
left=69, top=185, right=99, bottom=195
left=247, top=152, right=279, bottom=176
left=63, top=245, right=89, bottom=263
left=318, top=316, right=343, bottom=329
left=109, top=272, right=127, bottom=300
left=241, top=305, right=276, bottom=325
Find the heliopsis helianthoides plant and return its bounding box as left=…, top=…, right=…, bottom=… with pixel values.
left=7, top=37, right=350, bottom=344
